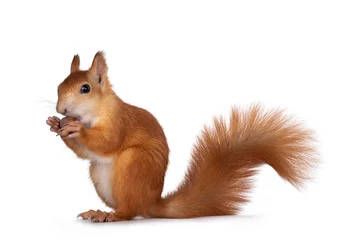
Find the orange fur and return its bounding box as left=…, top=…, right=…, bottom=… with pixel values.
left=50, top=51, right=318, bottom=222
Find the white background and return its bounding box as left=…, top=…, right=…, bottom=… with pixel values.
left=0, top=0, right=359, bottom=239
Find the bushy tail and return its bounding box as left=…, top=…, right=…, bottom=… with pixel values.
left=149, top=104, right=318, bottom=218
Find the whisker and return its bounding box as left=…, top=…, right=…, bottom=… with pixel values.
left=34, top=97, right=57, bottom=111
left=35, top=97, right=56, bottom=105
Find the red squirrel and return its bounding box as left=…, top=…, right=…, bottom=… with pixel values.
left=46, top=51, right=318, bottom=222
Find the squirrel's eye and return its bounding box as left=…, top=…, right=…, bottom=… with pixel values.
left=80, top=84, right=91, bottom=94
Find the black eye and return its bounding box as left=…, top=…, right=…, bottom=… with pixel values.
left=80, top=84, right=91, bottom=94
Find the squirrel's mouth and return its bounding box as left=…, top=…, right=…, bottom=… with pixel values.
left=63, top=112, right=82, bottom=121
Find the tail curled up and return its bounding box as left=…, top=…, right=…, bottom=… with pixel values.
left=149, top=104, right=318, bottom=218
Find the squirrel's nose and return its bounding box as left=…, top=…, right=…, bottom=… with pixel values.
left=56, top=104, right=68, bottom=115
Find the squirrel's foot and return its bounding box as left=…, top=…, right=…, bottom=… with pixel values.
left=77, top=210, right=131, bottom=222
left=77, top=209, right=114, bottom=223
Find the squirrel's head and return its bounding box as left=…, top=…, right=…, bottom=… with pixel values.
left=56, top=51, right=110, bottom=126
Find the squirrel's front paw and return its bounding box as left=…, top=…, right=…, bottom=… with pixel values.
left=59, top=120, right=83, bottom=139
left=59, top=116, right=77, bottom=128
left=46, top=116, right=61, bottom=134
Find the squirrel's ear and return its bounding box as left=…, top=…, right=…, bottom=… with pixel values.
left=89, top=51, right=108, bottom=84
left=70, top=54, right=80, bottom=73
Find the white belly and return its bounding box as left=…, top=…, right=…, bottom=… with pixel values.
left=91, top=162, right=115, bottom=207
left=82, top=146, right=114, bottom=164
left=81, top=146, right=115, bottom=207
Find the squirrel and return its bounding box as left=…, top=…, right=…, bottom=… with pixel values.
left=46, top=51, right=318, bottom=222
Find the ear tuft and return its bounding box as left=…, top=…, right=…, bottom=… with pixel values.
left=89, top=51, right=108, bottom=82
left=70, top=54, right=80, bottom=73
